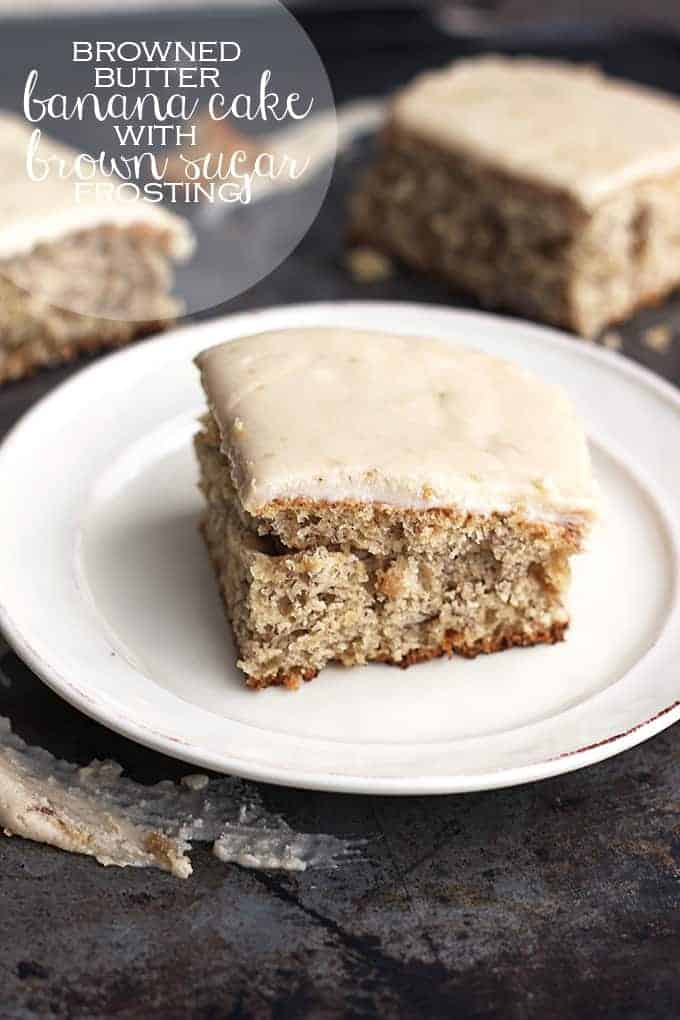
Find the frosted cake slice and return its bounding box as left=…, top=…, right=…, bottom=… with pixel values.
left=0, top=113, right=193, bottom=384
left=350, top=56, right=680, bottom=337
left=194, top=327, right=598, bottom=689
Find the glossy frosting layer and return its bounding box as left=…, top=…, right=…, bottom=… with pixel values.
left=0, top=113, right=192, bottom=259
left=391, top=57, right=680, bottom=207
left=196, top=327, right=598, bottom=521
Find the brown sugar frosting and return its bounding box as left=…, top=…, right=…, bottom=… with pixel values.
left=196, top=327, right=598, bottom=522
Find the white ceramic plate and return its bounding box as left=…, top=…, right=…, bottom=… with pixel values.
left=1, top=302, right=679, bottom=794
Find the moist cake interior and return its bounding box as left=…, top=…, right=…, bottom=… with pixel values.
left=0, top=111, right=191, bottom=384
left=0, top=224, right=181, bottom=384
left=195, top=412, right=585, bottom=689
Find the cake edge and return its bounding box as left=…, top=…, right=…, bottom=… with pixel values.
left=0, top=318, right=173, bottom=385
left=199, top=515, right=571, bottom=692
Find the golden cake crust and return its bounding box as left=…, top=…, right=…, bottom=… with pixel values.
left=244, top=622, right=569, bottom=689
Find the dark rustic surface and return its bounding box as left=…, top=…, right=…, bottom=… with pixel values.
left=1, top=7, right=680, bottom=1019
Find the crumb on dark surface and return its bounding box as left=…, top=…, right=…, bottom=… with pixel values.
left=347, top=246, right=395, bottom=283
left=643, top=324, right=674, bottom=354
left=600, top=329, right=624, bottom=351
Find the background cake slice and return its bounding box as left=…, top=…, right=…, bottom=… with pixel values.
left=350, top=57, right=680, bottom=338
left=0, top=113, right=193, bottom=384
left=194, top=327, right=598, bottom=690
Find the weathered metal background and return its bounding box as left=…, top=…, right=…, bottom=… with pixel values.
left=1, top=7, right=679, bottom=1017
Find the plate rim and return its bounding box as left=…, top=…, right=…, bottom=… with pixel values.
left=1, top=300, right=680, bottom=795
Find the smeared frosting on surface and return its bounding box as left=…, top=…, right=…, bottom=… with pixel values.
left=391, top=57, right=680, bottom=207
left=196, top=327, right=598, bottom=521
left=0, top=716, right=357, bottom=876
left=0, top=112, right=192, bottom=259
left=213, top=804, right=363, bottom=872
left=0, top=716, right=197, bottom=876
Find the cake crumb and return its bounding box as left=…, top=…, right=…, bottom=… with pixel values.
left=642, top=324, right=673, bottom=353
left=601, top=330, right=623, bottom=351
left=347, top=246, right=394, bottom=283
left=376, top=562, right=405, bottom=599
left=181, top=774, right=210, bottom=791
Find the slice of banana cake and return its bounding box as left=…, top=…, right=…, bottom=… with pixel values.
left=194, top=327, right=598, bottom=689
left=0, top=113, right=193, bottom=384
left=350, top=56, right=680, bottom=337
